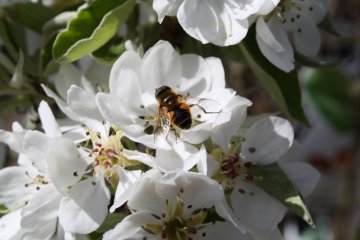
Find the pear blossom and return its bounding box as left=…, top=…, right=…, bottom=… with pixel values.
left=103, top=169, right=251, bottom=240
left=200, top=116, right=319, bottom=236
left=43, top=63, right=157, bottom=217
left=0, top=101, right=109, bottom=239
left=42, top=64, right=150, bottom=213
left=256, top=0, right=329, bottom=72
left=96, top=40, right=251, bottom=150
left=152, top=0, right=268, bottom=46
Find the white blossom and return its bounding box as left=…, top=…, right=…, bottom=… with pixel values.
left=256, top=0, right=328, bottom=72
left=153, top=0, right=267, bottom=46
left=200, top=116, right=319, bottom=236
left=104, top=169, right=248, bottom=240
left=0, top=101, right=107, bottom=239
left=96, top=40, right=250, bottom=150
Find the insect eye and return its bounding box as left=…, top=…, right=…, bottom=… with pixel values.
left=155, top=86, right=171, bottom=97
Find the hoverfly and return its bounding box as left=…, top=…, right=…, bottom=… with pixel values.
left=154, top=86, right=222, bottom=142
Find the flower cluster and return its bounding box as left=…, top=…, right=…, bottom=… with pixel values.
left=0, top=40, right=319, bottom=240
left=153, top=0, right=329, bottom=72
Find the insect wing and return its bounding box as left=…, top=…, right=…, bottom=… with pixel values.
left=154, top=107, right=171, bottom=143
left=187, top=97, right=223, bottom=122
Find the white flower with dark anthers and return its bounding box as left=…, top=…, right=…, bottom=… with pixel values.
left=43, top=62, right=158, bottom=216
left=152, top=0, right=267, bottom=46
left=199, top=116, right=315, bottom=236
left=0, top=101, right=109, bottom=239
left=103, top=169, right=250, bottom=240
left=96, top=40, right=251, bottom=149
left=255, top=0, right=328, bottom=72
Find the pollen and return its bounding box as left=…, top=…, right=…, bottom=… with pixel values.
left=211, top=149, right=259, bottom=190
left=24, top=172, right=49, bottom=190
left=143, top=192, right=208, bottom=240
left=87, top=129, right=139, bottom=187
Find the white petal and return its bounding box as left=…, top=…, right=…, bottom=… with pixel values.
left=211, top=95, right=251, bottom=149
left=179, top=54, right=212, bottom=96
left=23, top=130, right=48, bottom=173
left=58, top=178, right=110, bottom=234
left=280, top=161, right=320, bottom=197
left=156, top=171, right=224, bottom=215
left=231, top=181, right=286, bottom=235
left=103, top=211, right=160, bottom=240
left=140, top=40, right=182, bottom=92
left=41, top=84, right=81, bottom=122
left=225, top=0, right=266, bottom=19
left=95, top=93, right=131, bottom=128
left=110, top=168, right=141, bottom=212
left=181, top=122, right=212, bottom=144
left=277, top=142, right=320, bottom=197
left=205, top=57, right=226, bottom=90
left=298, top=0, right=328, bottom=23
left=177, top=0, right=248, bottom=46
left=109, top=68, right=144, bottom=117
left=0, top=129, right=25, bottom=153
left=109, top=51, right=142, bottom=92
left=292, top=16, right=321, bottom=57
left=122, top=149, right=155, bottom=168
left=201, top=154, right=220, bottom=178
left=21, top=184, right=61, bottom=239
left=155, top=142, right=205, bottom=172
left=215, top=199, right=246, bottom=233
left=84, top=60, right=111, bottom=88
left=152, top=0, right=183, bottom=23
left=256, top=17, right=294, bottom=72
left=45, top=85, right=104, bottom=138
left=0, top=209, right=25, bottom=240
left=46, top=138, right=88, bottom=189
left=257, top=0, right=280, bottom=15
left=67, top=85, right=102, bottom=122
left=38, top=101, right=61, bottom=138
left=54, top=63, right=82, bottom=100
left=241, top=116, right=294, bottom=164
left=0, top=166, right=36, bottom=209
left=127, top=169, right=165, bottom=214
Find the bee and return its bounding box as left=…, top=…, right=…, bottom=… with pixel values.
left=154, top=86, right=221, bottom=142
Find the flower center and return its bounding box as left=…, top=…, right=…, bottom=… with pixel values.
left=87, top=129, right=138, bottom=187
left=211, top=149, right=255, bottom=190
left=24, top=172, right=49, bottom=191
left=144, top=195, right=207, bottom=240
left=265, top=0, right=315, bottom=30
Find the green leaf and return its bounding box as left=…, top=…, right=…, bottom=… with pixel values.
left=240, top=26, right=309, bottom=125
left=0, top=204, right=10, bottom=214
left=249, top=163, right=314, bottom=227
left=318, top=13, right=341, bottom=36
left=0, top=51, right=15, bottom=74
left=91, top=35, right=126, bottom=64
left=52, top=0, right=136, bottom=62
left=306, top=68, right=354, bottom=132
left=41, top=32, right=60, bottom=76
left=0, top=17, right=26, bottom=60
left=4, top=2, right=55, bottom=33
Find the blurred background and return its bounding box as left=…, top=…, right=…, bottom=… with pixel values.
left=0, top=0, right=359, bottom=239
